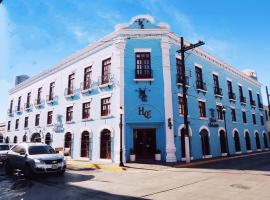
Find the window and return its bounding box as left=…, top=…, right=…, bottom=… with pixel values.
left=47, top=111, right=53, bottom=125
left=257, top=94, right=262, bottom=108
left=17, top=96, right=22, bottom=111
left=252, top=113, right=257, bottom=125
left=24, top=117, right=29, bottom=128
left=9, top=100, right=13, bottom=113
left=36, top=87, right=42, bottom=105
left=178, top=96, right=185, bottom=115
left=35, top=114, right=40, bottom=126
left=135, top=53, right=152, bottom=79
left=249, top=90, right=255, bottom=106
left=216, top=105, right=223, bottom=120
left=261, top=115, right=265, bottom=126
left=49, top=82, right=55, bottom=100
left=265, top=110, right=269, bottom=121
left=83, top=66, right=92, bottom=90
left=66, top=106, right=73, bottom=122
left=15, top=119, right=19, bottom=130
left=176, top=58, right=184, bottom=84
left=242, top=111, right=247, bottom=124
left=231, top=108, right=237, bottom=122
left=227, top=81, right=235, bottom=100
left=101, top=58, right=111, bottom=84
left=82, top=102, right=91, bottom=119
left=101, top=97, right=111, bottom=116
left=198, top=101, right=206, bottom=118
left=7, top=121, right=11, bottom=131
left=239, top=85, right=246, bottom=103
left=195, top=67, right=206, bottom=90
left=213, top=74, right=222, bottom=96
left=26, top=92, right=31, bottom=107
left=67, top=73, right=75, bottom=95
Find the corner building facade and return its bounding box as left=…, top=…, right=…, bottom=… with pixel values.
left=5, top=16, right=269, bottom=163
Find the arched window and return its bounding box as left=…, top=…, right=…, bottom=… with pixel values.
left=23, top=135, right=27, bottom=142
left=219, top=130, right=227, bottom=154
left=45, top=133, right=51, bottom=145
left=5, top=136, right=9, bottom=144
left=31, top=133, right=41, bottom=143
left=13, top=136, right=17, bottom=143
left=64, top=132, right=72, bottom=156
left=0, top=134, right=3, bottom=143
left=200, top=129, right=211, bottom=157
left=81, top=131, right=90, bottom=158
left=100, top=129, right=111, bottom=159
left=245, top=132, right=252, bottom=151
left=255, top=132, right=261, bottom=150
left=234, top=131, right=241, bottom=153
left=263, top=133, right=269, bottom=149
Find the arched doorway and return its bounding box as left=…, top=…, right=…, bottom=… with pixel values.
left=234, top=131, right=241, bottom=153
left=64, top=132, right=72, bottom=156
left=200, top=129, right=211, bottom=157
left=255, top=132, right=261, bottom=150
left=180, top=128, right=186, bottom=159
left=219, top=130, right=227, bottom=154
left=23, top=135, right=27, bottom=142
left=100, top=129, right=111, bottom=159
left=31, top=133, right=41, bottom=142
left=13, top=136, right=17, bottom=143
left=263, top=133, right=269, bottom=149
left=5, top=136, right=9, bottom=144
left=0, top=134, right=3, bottom=143
left=45, top=133, right=52, bottom=145
left=245, top=132, right=252, bottom=151
left=81, top=131, right=90, bottom=158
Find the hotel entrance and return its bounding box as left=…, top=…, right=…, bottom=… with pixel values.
left=133, top=129, right=156, bottom=160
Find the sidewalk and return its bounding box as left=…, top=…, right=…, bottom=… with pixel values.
left=66, top=151, right=270, bottom=172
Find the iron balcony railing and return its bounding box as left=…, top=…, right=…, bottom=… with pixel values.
left=240, top=96, right=247, bottom=104
left=196, top=80, right=207, bottom=91
left=214, top=87, right=223, bottom=96
left=176, top=74, right=189, bottom=85
left=228, top=92, right=236, bottom=100
left=134, top=69, right=153, bottom=79
left=46, top=94, right=58, bottom=104
left=80, top=81, right=92, bottom=92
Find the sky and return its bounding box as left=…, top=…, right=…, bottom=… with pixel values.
left=0, top=0, right=270, bottom=122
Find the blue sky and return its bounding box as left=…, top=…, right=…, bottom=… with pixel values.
left=0, top=0, right=270, bottom=122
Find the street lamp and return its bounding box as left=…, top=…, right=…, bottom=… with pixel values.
left=118, top=106, right=124, bottom=167
left=222, top=106, right=230, bottom=157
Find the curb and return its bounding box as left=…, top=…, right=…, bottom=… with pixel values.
left=67, top=161, right=126, bottom=172
left=174, top=151, right=270, bottom=168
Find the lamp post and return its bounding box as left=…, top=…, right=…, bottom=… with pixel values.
left=222, top=106, right=230, bottom=157
left=119, top=106, right=124, bottom=167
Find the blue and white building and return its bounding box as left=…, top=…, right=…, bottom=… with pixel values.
left=4, top=15, right=269, bottom=163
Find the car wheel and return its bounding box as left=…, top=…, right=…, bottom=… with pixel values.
left=24, top=165, right=33, bottom=179
left=5, top=161, right=13, bottom=175
left=57, top=169, right=65, bottom=176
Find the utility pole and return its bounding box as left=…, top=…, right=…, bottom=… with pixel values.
left=177, top=37, right=204, bottom=163
left=266, top=86, right=270, bottom=115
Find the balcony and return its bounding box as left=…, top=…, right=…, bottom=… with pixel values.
left=250, top=100, right=256, bottom=107
left=240, top=96, right=247, bottom=104
left=15, top=106, right=23, bottom=114
left=64, top=87, right=76, bottom=98
left=34, top=99, right=44, bottom=108
left=258, top=102, right=263, bottom=109
left=24, top=103, right=32, bottom=112
left=46, top=94, right=58, bottom=104
left=228, top=92, right=236, bottom=101
left=7, top=109, right=14, bottom=117
left=196, top=80, right=207, bottom=92
left=134, top=69, right=153, bottom=82
left=99, top=74, right=113, bottom=88
left=176, top=74, right=189, bottom=86
left=80, top=81, right=92, bottom=93
left=214, top=87, right=223, bottom=97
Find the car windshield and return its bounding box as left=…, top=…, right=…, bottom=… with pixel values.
left=0, top=145, right=10, bottom=151
left=28, top=145, right=56, bottom=155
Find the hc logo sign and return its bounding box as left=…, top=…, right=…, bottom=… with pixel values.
left=138, top=107, right=151, bottom=119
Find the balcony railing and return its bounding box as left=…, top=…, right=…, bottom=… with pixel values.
left=196, top=80, right=207, bottom=91
left=15, top=106, right=23, bottom=114
left=240, top=96, right=247, bottom=104
left=98, top=74, right=113, bottom=87
left=258, top=102, right=263, bottom=109
left=24, top=103, right=32, bottom=111
left=7, top=109, right=14, bottom=116
left=46, top=94, right=58, bottom=104
left=80, top=81, right=92, bottom=93
left=64, top=87, right=76, bottom=98
left=250, top=100, right=256, bottom=107
left=176, top=74, right=189, bottom=85
left=34, top=99, right=44, bottom=107
left=134, top=69, right=153, bottom=79
left=228, top=92, right=236, bottom=100
left=214, top=87, right=223, bottom=96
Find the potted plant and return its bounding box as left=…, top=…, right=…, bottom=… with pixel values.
left=129, top=149, right=136, bottom=162
left=155, top=149, right=161, bottom=161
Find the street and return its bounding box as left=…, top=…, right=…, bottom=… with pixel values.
left=1, top=152, right=270, bottom=200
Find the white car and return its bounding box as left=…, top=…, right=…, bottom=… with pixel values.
left=0, top=144, right=11, bottom=164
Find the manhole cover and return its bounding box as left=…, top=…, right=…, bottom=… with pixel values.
left=230, top=184, right=251, bottom=190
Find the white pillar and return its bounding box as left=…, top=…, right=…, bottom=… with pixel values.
left=161, top=37, right=176, bottom=162
left=185, top=136, right=191, bottom=163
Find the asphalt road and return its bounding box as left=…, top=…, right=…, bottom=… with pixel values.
left=0, top=152, right=270, bottom=200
